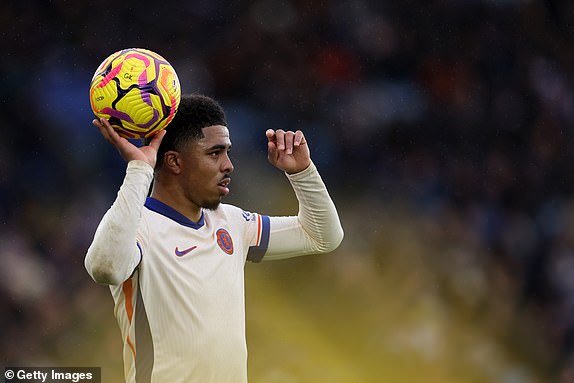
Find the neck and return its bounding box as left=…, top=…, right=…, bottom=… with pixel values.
left=150, top=187, right=203, bottom=223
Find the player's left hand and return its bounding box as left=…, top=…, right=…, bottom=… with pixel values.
left=266, top=129, right=311, bottom=174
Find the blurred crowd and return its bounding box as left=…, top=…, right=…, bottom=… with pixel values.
left=2, top=0, right=574, bottom=381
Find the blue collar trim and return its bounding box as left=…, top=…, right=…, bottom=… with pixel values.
left=144, top=197, right=205, bottom=229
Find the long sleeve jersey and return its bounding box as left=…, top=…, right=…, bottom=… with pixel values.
left=85, top=160, right=343, bottom=383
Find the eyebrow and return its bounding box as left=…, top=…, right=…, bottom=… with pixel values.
left=206, top=144, right=232, bottom=151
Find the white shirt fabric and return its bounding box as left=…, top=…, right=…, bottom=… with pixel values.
left=85, top=160, right=343, bottom=383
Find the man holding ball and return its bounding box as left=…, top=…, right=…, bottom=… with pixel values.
left=85, top=94, right=343, bottom=383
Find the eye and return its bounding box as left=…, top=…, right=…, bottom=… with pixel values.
left=207, top=149, right=222, bottom=157
left=207, top=146, right=231, bottom=157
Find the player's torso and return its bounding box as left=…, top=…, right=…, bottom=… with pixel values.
left=135, top=204, right=249, bottom=382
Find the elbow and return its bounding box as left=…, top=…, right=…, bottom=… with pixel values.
left=85, top=251, right=124, bottom=285
left=317, top=226, right=344, bottom=254
left=90, top=267, right=124, bottom=286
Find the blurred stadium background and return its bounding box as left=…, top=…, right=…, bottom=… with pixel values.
left=2, top=0, right=574, bottom=381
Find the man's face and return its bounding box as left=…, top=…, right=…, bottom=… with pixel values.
left=179, top=125, right=233, bottom=210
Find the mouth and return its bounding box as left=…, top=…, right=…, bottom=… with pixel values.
left=217, top=177, right=231, bottom=195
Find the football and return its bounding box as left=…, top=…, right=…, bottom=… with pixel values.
left=89, top=48, right=181, bottom=138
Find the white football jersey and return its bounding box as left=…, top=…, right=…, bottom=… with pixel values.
left=85, top=160, right=343, bottom=383
left=112, top=198, right=269, bottom=383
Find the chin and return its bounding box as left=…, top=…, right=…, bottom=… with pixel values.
left=202, top=199, right=223, bottom=211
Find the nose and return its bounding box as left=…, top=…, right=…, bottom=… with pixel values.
left=222, top=153, right=234, bottom=174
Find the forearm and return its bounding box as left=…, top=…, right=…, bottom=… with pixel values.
left=264, top=162, right=343, bottom=260
left=85, top=160, right=152, bottom=284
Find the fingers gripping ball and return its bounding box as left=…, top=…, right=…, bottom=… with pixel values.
left=89, top=48, right=181, bottom=138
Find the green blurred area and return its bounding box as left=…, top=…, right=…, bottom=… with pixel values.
left=245, top=204, right=550, bottom=383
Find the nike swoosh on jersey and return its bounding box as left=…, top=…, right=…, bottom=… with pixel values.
left=175, top=246, right=198, bottom=257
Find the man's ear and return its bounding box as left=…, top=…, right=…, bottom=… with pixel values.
left=163, top=151, right=181, bottom=174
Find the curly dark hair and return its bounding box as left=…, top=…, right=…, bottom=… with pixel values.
left=155, top=94, right=227, bottom=170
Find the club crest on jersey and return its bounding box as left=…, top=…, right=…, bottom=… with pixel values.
left=216, top=228, right=234, bottom=255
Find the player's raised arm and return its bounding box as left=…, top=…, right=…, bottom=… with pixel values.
left=85, top=118, right=164, bottom=285
left=259, top=129, right=343, bottom=260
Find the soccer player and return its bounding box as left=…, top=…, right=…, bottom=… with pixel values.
left=85, top=94, right=344, bottom=383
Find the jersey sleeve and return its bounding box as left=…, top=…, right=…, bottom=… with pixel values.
left=240, top=210, right=270, bottom=263
left=84, top=160, right=152, bottom=285
left=248, top=162, right=344, bottom=262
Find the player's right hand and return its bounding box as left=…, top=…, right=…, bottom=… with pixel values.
left=93, top=118, right=166, bottom=168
